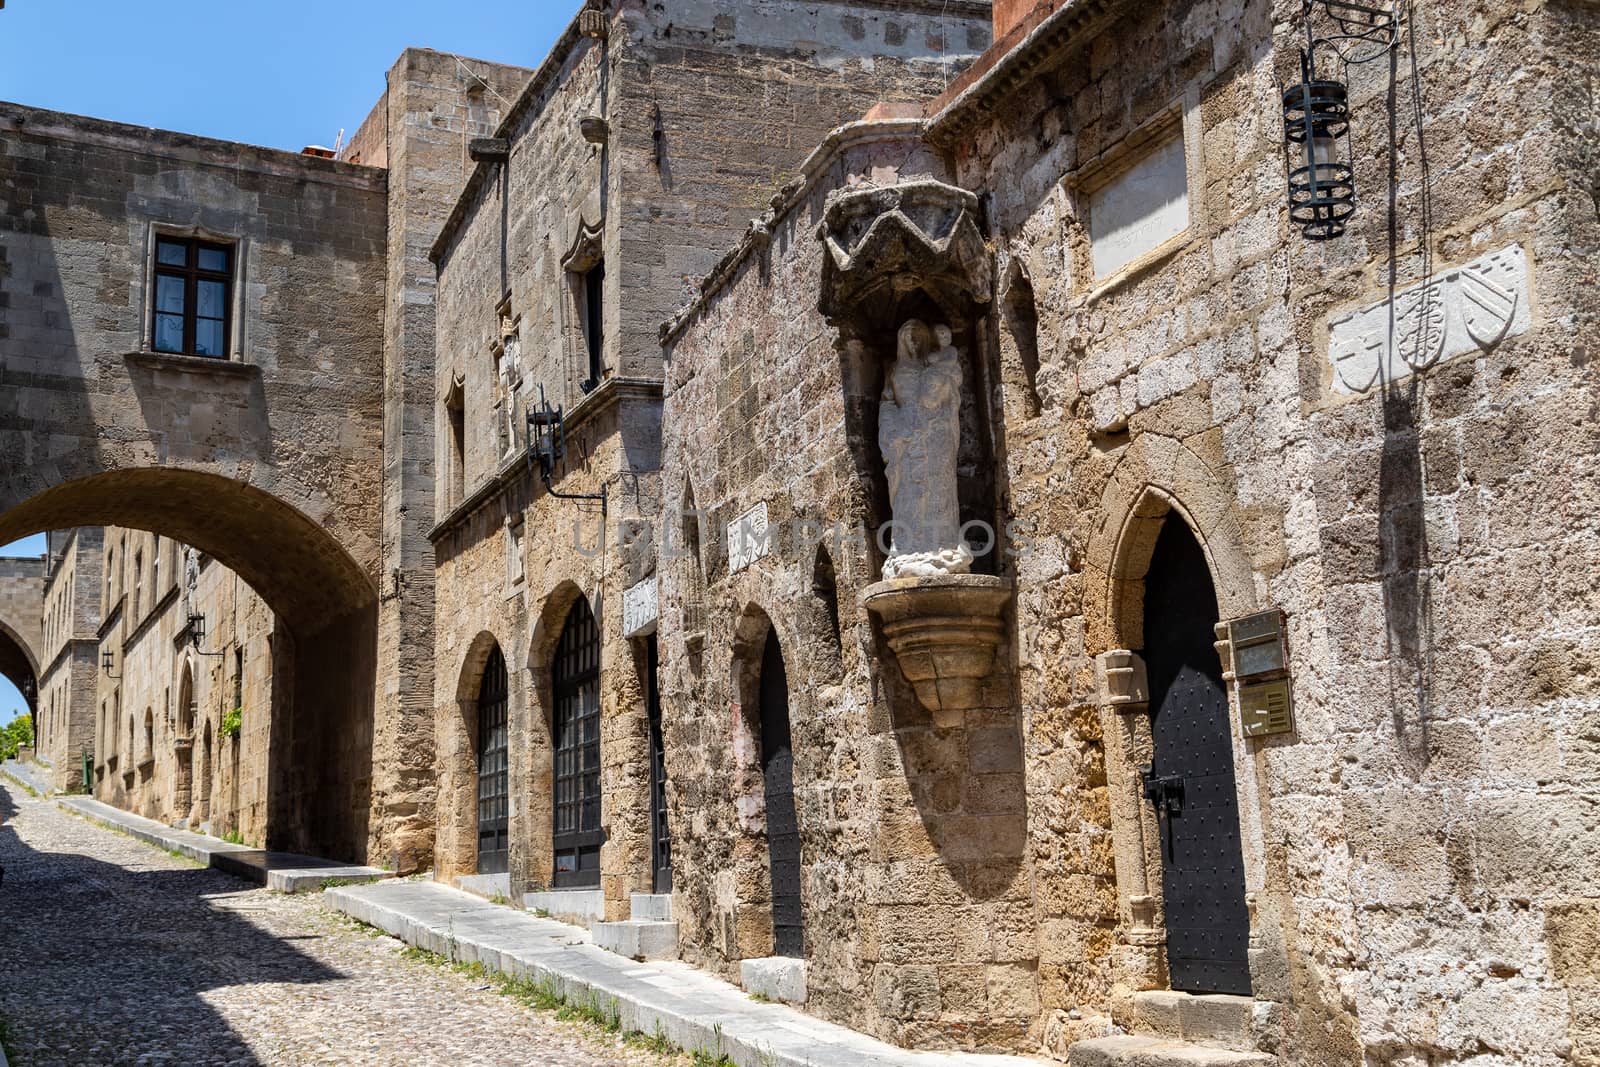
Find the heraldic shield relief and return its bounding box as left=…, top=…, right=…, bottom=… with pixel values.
left=1328, top=244, right=1531, bottom=396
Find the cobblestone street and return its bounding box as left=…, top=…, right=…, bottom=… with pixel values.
left=0, top=780, right=683, bottom=1067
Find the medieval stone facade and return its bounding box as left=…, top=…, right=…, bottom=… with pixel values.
left=3, top=1, right=1598, bottom=1065
left=425, top=0, right=993, bottom=912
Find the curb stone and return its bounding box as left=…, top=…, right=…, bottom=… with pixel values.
left=328, top=879, right=1049, bottom=1067
left=53, top=795, right=392, bottom=892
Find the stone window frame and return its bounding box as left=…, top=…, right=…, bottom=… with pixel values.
left=504, top=514, right=526, bottom=595
left=1065, top=103, right=1204, bottom=302
left=441, top=372, right=468, bottom=513
left=139, top=223, right=249, bottom=362
left=561, top=221, right=607, bottom=398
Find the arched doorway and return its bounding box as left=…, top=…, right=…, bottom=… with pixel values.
left=174, top=664, right=195, bottom=824
left=475, top=645, right=509, bottom=875
left=199, top=720, right=214, bottom=828
left=758, top=630, right=803, bottom=958
left=552, top=597, right=601, bottom=889
left=1143, top=514, right=1250, bottom=994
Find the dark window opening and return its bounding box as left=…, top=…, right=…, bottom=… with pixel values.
left=152, top=237, right=233, bottom=358
left=581, top=261, right=605, bottom=392
left=645, top=634, right=672, bottom=893
left=811, top=546, right=842, bottom=652
left=446, top=390, right=466, bottom=506
left=1004, top=270, right=1043, bottom=417
left=233, top=646, right=244, bottom=714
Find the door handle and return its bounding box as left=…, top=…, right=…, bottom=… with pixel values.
left=1140, top=766, right=1185, bottom=863
left=1140, top=766, right=1185, bottom=815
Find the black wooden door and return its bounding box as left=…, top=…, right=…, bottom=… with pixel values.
left=553, top=598, right=603, bottom=888
left=476, top=645, right=509, bottom=875
left=646, top=635, right=672, bottom=893
left=759, top=631, right=804, bottom=957
left=1143, top=515, right=1251, bottom=995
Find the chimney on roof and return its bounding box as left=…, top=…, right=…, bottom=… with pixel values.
left=992, top=0, right=1048, bottom=41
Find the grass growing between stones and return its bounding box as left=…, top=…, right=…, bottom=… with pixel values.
left=393, top=941, right=747, bottom=1064
left=0, top=769, right=39, bottom=797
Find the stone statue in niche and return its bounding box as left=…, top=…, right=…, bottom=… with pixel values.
left=182, top=547, right=199, bottom=619
left=878, top=318, right=973, bottom=579
left=498, top=328, right=524, bottom=460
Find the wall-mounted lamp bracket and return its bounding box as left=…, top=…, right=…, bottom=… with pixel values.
left=527, top=386, right=608, bottom=516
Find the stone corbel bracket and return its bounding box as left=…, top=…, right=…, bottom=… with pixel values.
left=817, top=179, right=993, bottom=330
left=861, top=574, right=1012, bottom=728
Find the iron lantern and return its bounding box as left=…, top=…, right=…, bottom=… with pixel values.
left=1282, top=1, right=1398, bottom=240
left=1283, top=61, right=1355, bottom=240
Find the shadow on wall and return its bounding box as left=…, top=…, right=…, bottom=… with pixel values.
left=0, top=783, right=342, bottom=1066
left=1379, top=17, right=1437, bottom=780
left=895, top=717, right=1028, bottom=901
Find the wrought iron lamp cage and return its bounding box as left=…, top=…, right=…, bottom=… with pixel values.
left=1282, top=0, right=1400, bottom=240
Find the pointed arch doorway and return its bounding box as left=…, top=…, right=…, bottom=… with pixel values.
left=759, top=630, right=803, bottom=958
left=1142, top=514, right=1250, bottom=995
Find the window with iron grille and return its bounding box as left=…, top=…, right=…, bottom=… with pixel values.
left=152, top=237, right=233, bottom=358
left=553, top=597, right=602, bottom=888
left=476, top=645, right=510, bottom=875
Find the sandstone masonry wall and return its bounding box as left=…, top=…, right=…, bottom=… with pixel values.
left=428, top=0, right=994, bottom=924
left=656, top=0, right=1600, bottom=1061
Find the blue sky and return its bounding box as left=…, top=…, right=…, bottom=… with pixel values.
left=0, top=0, right=580, bottom=725
left=0, top=0, right=576, bottom=153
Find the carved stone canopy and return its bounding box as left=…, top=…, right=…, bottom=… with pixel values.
left=818, top=179, right=992, bottom=331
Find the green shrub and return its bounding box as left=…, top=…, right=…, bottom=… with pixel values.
left=220, top=707, right=243, bottom=740
left=0, top=712, right=33, bottom=761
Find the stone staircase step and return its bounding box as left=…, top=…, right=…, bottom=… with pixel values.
left=630, top=892, right=673, bottom=921
left=1126, top=992, right=1258, bottom=1049
left=592, top=918, right=680, bottom=960
left=454, top=873, right=511, bottom=901
left=741, top=956, right=807, bottom=1005
left=1069, top=1036, right=1276, bottom=1067
left=524, top=888, right=604, bottom=925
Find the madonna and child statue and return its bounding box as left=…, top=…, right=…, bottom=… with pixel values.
left=878, top=318, right=974, bottom=580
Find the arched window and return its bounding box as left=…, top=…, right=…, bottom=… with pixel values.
left=552, top=597, right=602, bottom=888
left=811, top=545, right=842, bottom=653
left=476, top=645, right=509, bottom=875
left=679, top=483, right=706, bottom=642
left=1004, top=266, right=1043, bottom=416
left=177, top=665, right=195, bottom=738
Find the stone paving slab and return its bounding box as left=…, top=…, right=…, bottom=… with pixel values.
left=1, top=759, right=53, bottom=796
left=327, top=879, right=1050, bottom=1067
left=54, top=795, right=392, bottom=892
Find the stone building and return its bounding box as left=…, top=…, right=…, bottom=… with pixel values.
left=424, top=0, right=993, bottom=917
left=9, top=522, right=278, bottom=829
left=3, top=0, right=1599, bottom=1065
left=0, top=550, right=44, bottom=733
left=652, top=0, right=1600, bottom=1063
left=32, top=528, right=99, bottom=789
left=87, top=529, right=275, bottom=841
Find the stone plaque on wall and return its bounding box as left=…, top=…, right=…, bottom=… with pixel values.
left=1088, top=133, right=1189, bottom=280
left=623, top=576, right=658, bottom=638
left=727, top=502, right=772, bottom=574
left=1328, top=244, right=1531, bottom=395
